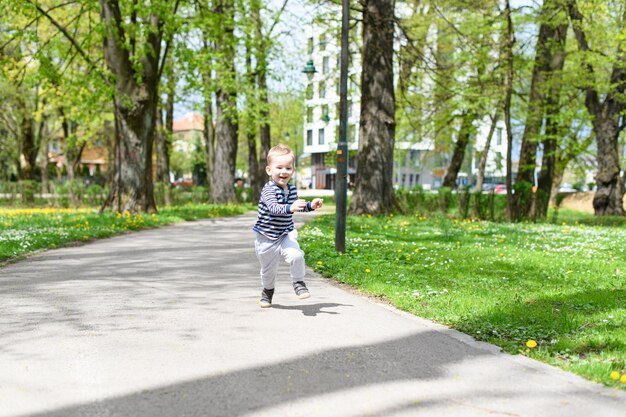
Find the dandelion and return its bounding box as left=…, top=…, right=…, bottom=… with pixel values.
left=621, top=374, right=626, bottom=383
left=610, top=371, right=620, bottom=380
left=365, top=268, right=371, bottom=273
left=526, top=340, right=537, bottom=348
left=316, top=260, right=323, bottom=265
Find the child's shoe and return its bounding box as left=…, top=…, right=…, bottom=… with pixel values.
left=293, top=281, right=310, bottom=299
left=259, top=288, right=274, bottom=308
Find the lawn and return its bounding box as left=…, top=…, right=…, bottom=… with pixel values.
left=0, top=204, right=251, bottom=264
left=298, top=212, right=626, bottom=389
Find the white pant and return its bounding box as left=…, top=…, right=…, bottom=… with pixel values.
left=255, top=230, right=305, bottom=289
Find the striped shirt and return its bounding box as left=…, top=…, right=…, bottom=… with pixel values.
left=253, top=181, right=313, bottom=239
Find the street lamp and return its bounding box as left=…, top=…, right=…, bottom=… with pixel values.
left=302, top=6, right=348, bottom=252
left=335, top=0, right=349, bottom=253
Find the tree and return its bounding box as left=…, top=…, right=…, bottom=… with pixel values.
left=209, top=0, right=239, bottom=203
left=350, top=0, right=397, bottom=215
left=568, top=0, right=626, bottom=216
left=514, top=0, right=569, bottom=219
left=19, top=0, right=182, bottom=213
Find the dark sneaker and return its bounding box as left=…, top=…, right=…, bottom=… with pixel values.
left=293, top=281, right=310, bottom=299
left=259, top=288, right=274, bottom=308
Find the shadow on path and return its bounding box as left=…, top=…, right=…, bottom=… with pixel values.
left=31, top=331, right=490, bottom=417
left=271, top=302, right=353, bottom=316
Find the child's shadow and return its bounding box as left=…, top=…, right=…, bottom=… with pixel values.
left=271, top=303, right=352, bottom=316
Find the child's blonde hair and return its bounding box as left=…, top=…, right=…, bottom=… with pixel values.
left=267, top=144, right=295, bottom=165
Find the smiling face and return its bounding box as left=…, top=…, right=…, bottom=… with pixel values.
left=266, top=153, right=295, bottom=189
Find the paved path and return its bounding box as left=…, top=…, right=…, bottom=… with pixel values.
left=0, top=212, right=624, bottom=417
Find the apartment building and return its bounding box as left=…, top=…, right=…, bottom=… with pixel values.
left=302, top=3, right=509, bottom=190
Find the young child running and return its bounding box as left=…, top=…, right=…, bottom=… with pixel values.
left=253, top=144, right=323, bottom=308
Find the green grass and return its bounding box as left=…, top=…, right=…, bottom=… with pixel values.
left=299, top=213, right=626, bottom=389
left=0, top=204, right=252, bottom=264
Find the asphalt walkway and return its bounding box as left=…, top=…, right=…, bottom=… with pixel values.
left=0, top=212, right=624, bottom=417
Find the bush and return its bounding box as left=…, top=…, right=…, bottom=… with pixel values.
left=437, top=187, right=453, bottom=213
left=395, top=186, right=438, bottom=215
left=66, top=179, right=85, bottom=208
left=54, top=183, right=71, bottom=208
left=85, top=184, right=106, bottom=207
left=456, top=186, right=471, bottom=219
left=19, top=180, right=38, bottom=204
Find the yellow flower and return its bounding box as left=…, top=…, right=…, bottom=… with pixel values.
left=316, top=261, right=323, bottom=265
left=610, top=371, right=620, bottom=380
left=365, top=268, right=371, bottom=273
left=353, top=249, right=358, bottom=253
left=621, top=374, right=626, bottom=383
left=526, top=340, right=537, bottom=348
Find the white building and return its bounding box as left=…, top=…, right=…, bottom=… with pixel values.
left=302, top=3, right=509, bottom=190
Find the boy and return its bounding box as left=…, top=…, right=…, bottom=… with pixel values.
left=252, top=144, right=323, bottom=308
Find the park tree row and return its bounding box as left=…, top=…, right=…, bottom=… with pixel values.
left=0, top=0, right=624, bottom=217
left=394, top=0, right=625, bottom=218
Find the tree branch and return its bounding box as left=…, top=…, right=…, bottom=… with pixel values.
left=157, top=0, right=182, bottom=81
left=566, top=0, right=600, bottom=115
left=23, top=0, right=108, bottom=85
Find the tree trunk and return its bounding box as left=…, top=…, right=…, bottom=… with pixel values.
left=156, top=68, right=174, bottom=186
left=209, top=0, right=238, bottom=204
left=442, top=112, right=475, bottom=189
left=17, top=96, right=37, bottom=181
left=549, top=165, right=565, bottom=207
left=530, top=16, right=568, bottom=219
left=475, top=111, right=499, bottom=192
left=516, top=0, right=565, bottom=217
left=99, top=0, right=161, bottom=213
left=503, top=0, right=515, bottom=221
left=568, top=2, right=626, bottom=216
left=253, top=0, right=271, bottom=196
left=203, top=93, right=215, bottom=199
left=592, top=115, right=624, bottom=215
left=349, top=0, right=396, bottom=215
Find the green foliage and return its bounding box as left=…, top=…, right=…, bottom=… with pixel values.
left=299, top=212, right=626, bottom=388
left=18, top=180, right=38, bottom=203
left=437, top=186, right=453, bottom=212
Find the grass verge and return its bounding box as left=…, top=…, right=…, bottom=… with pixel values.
left=0, top=204, right=252, bottom=264
left=299, top=213, right=626, bottom=389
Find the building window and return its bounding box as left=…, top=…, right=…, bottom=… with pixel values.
left=307, top=129, right=313, bottom=146
left=322, top=104, right=329, bottom=121
left=308, top=37, right=314, bottom=55
left=319, top=128, right=325, bottom=145
left=319, top=81, right=326, bottom=99
left=319, top=33, right=327, bottom=51
left=348, top=100, right=353, bottom=118
left=496, top=127, right=503, bottom=146
left=306, top=83, right=313, bottom=100
left=323, top=56, right=330, bottom=74
left=306, top=107, right=314, bottom=123
left=48, top=140, right=61, bottom=153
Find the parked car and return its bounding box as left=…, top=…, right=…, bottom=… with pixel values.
left=172, top=179, right=193, bottom=189
left=482, top=183, right=497, bottom=192
left=494, top=184, right=507, bottom=194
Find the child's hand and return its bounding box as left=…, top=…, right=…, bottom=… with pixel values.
left=311, top=198, right=323, bottom=209
left=290, top=199, right=308, bottom=212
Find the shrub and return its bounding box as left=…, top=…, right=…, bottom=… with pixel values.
left=19, top=180, right=38, bottom=204
left=85, top=184, right=105, bottom=207
left=438, top=187, right=453, bottom=213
